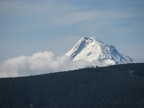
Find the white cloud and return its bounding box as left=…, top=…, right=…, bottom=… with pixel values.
left=0, top=51, right=92, bottom=78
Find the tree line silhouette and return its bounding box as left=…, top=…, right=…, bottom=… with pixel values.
left=0, top=63, right=144, bottom=108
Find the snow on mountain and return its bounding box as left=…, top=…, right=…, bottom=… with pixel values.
left=65, top=37, right=133, bottom=65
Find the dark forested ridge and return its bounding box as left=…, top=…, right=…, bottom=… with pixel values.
left=0, top=63, right=144, bottom=108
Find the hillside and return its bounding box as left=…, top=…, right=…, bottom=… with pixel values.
left=0, top=63, right=144, bottom=108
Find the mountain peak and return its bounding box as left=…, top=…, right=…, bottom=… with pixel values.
left=80, top=37, right=103, bottom=44
left=65, top=37, right=133, bottom=65
left=81, top=37, right=94, bottom=40
left=79, top=37, right=95, bottom=43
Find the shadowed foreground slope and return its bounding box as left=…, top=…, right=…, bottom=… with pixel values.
left=0, top=63, right=144, bottom=108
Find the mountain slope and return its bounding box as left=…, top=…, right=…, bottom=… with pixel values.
left=0, top=63, right=144, bottom=108
left=66, top=37, right=133, bottom=65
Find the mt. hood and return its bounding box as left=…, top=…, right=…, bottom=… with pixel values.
left=65, top=37, right=133, bottom=65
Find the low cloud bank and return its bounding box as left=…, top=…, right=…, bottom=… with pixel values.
left=0, top=51, right=93, bottom=78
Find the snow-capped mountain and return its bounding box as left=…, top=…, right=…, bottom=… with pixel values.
left=65, top=37, right=133, bottom=65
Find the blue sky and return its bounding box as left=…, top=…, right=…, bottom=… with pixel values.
left=0, top=0, right=144, bottom=61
